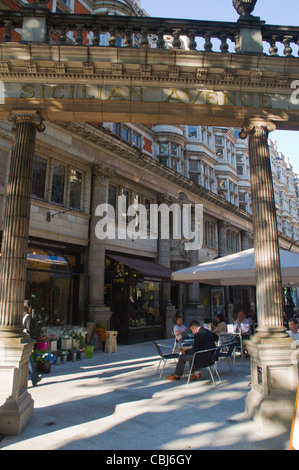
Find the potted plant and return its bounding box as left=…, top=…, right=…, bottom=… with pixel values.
left=32, top=349, right=56, bottom=373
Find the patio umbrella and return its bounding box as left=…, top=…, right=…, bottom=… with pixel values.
left=171, top=248, right=299, bottom=287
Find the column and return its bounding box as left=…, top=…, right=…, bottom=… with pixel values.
left=157, top=193, right=177, bottom=337
left=240, top=121, right=285, bottom=337
left=217, top=221, right=228, bottom=257
left=0, top=111, right=45, bottom=435
left=240, top=121, right=298, bottom=431
left=87, top=164, right=114, bottom=329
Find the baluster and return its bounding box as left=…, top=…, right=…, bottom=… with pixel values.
left=124, top=26, right=133, bottom=47
left=3, top=20, right=14, bottom=42
left=187, top=29, right=197, bottom=50
left=75, top=24, right=85, bottom=46
left=219, top=33, right=229, bottom=53
left=156, top=28, right=165, bottom=49
left=140, top=27, right=149, bottom=48
left=282, top=35, right=293, bottom=56
left=59, top=23, right=69, bottom=45
left=172, top=29, right=181, bottom=49
left=204, top=32, right=213, bottom=52
left=268, top=35, right=278, bottom=56
left=108, top=26, right=117, bottom=47
left=91, top=25, right=100, bottom=46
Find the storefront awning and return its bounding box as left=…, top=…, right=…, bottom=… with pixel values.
left=107, top=254, right=172, bottom=280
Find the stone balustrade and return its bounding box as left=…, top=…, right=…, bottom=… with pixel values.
left=1, top=10, right=298, bottom=57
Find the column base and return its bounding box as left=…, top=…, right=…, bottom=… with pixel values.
left=245, top=333, right=298, bottom=432
left=89, top=303, right=112, bottom=329
left=0, top=331, right=35, bottom=435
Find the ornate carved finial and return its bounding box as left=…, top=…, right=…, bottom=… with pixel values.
left=232, top=0, right=257, bottom=17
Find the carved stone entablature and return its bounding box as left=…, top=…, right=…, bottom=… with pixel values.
left=0, top=61, right=11, bottom=73
left=275, top=72, right=289, bottom=85
left=26, top=61, right=38, bottom=74
left=54, top=62, right=67, bottom=74
left=112, top=64, right=123, bottom=76
left=92, top=164, right=115, bottom=183
left=250, top=70, right=263, bottom=83
left=195, top=68, right=208, bottom=80
left=83, top=62, right=95, bottom=75
left=140, top=65, right=151, bottom=77
left=222, top=69, right=235, bottom=82
left=169, top=67, right=179, bottom=78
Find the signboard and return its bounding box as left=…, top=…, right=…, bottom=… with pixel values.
left=290, top=385, right=299, bottom=450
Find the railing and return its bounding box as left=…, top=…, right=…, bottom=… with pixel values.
left=0, top=10, right=299, bottom=57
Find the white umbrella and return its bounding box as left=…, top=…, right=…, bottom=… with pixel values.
left=171, top=248, right=299, bottom=287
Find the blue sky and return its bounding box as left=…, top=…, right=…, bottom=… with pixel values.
left=141, top=0, right=299, bottom=174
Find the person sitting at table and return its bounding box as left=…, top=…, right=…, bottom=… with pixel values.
left=211, top=313, right=227, bottom=341
left=173, top=315, right=188, bottom=341
left=286, top=319, right=299, bottom=340
left=167, top=320, right=215, bottom=381
left=233, top=311, right=251, bottom=338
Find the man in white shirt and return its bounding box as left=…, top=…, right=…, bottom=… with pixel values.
left=286, top=319, right=299, bottom=340
left=233, top=311, right=251, bottom=336
left=173, top=316, right=188, bottom=341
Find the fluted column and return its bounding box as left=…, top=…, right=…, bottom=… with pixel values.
left=240, top=121, right=285, bottom=337
left=240, top=120, right=298, bottom=432
left=0, top=111, right=45, bottom=435
left=0, top=111, right=45, bottom=334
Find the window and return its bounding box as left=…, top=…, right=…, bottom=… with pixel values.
left=237, top=165, right=244, bottom=176
left=188, top=126, right=198, bottom=138
left=132, top=132, right=141, bottom=148
left=159, top=143, right=168, bottom=155
left=121, top=126, right=130, bottom=142
left=69, top=169, right=83, bottom=210
left=51, top=163, right=65, bottom=205
left=216, top=147, right=223, bottom=159
left=32, top=156, right=47, bottom=199
left=215, top=136, right=223, bottom=146
left=171, top=143, right=179, bottom=156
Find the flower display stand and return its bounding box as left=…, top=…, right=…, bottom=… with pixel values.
left=105, top=331, right=118, bottom=353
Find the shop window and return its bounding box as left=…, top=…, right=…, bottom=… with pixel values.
left=69, top=169, right=83, bottom=210
left=32, top=156, right=47, bottom=199
left=25, top=247, right=72, bottom=327
left=51, top=162, right=65, bottom=205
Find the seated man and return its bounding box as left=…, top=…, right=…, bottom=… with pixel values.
left=167, top=320, right=215, bottom=381
left=233, top=311, right=251, bottom=337
left=286, top=319, right=299, bottom=340
left=173, top=315, right=188, bottom=342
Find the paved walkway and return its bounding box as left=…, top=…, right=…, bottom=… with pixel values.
left=0, top=340, right=291, bottom=450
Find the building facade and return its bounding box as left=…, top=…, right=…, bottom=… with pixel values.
left=0, top=0, right=298, bottom=342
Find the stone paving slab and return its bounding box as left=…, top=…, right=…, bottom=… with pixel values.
left=0, top=340, right=291, bottom=451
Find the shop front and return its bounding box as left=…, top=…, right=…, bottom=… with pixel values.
left=0, top=235, right=88, bottom=328
left=104, top=253, right=172, bottom=344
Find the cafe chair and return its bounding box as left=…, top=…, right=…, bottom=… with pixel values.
left=187, top=346, right=222, bottom=386
left=152, top=342, right=179, bottom=378
left=218, top=341, right=237, bottom=375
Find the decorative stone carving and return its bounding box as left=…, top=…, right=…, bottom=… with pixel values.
left=232, top=0, right=257, bottom=17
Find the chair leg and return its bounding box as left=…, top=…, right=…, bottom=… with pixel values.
left=227, top=358, right=237, bottom=375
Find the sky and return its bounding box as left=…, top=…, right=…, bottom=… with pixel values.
left=140, top=0, right=299, bottom=174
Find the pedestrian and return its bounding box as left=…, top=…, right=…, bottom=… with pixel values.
left=23, top=300, right=42, bottom=387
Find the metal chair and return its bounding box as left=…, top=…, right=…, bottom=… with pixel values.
left=152, top=342, right=179, bottom=378
left=187, top=346, right=222, bottom=386
left=218, top=341, right=237, bottom=375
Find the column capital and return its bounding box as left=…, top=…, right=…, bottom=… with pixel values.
left=92, top=163, right=115, bottom=183
left=157, top=193, right=176, bottom=205
left=239, top=120, right=276, bottom=139
left=7, top=110, right=45, bottom=132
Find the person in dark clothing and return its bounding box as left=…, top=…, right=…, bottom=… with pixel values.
left=23, top=300, right=42, bottom=387
left=166, top=320, right=215, bottom=381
